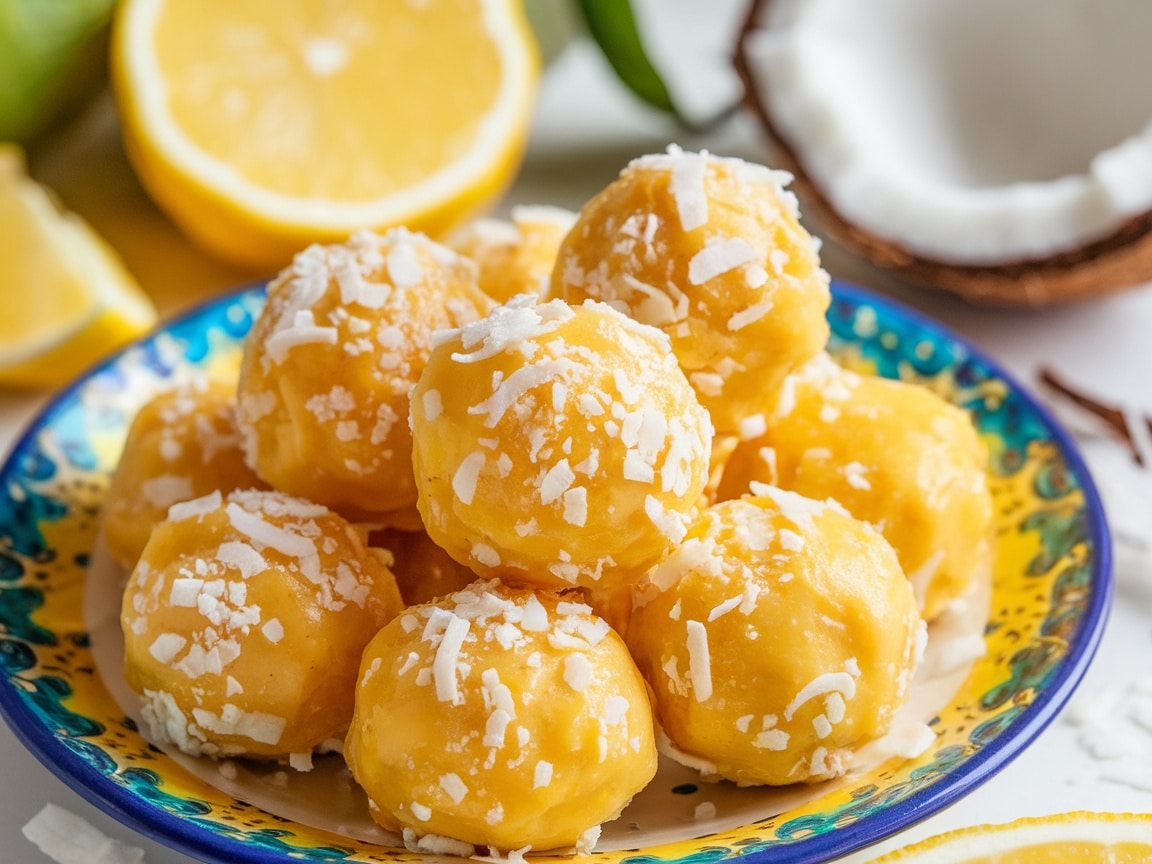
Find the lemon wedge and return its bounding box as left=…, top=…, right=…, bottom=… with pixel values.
left=111, top=0, right=539, bottom=272
left=866, top=812, right=1152, bottom=864
left=0, top=144, right=156, bottom=390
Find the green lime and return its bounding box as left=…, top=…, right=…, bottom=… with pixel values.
left=0, top=0, right=116, bottom=145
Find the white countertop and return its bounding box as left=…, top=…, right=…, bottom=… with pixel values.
left=3, top=3, right=1152, bottom=860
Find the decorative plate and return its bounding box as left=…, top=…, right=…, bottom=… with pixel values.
left=0, top=280, right=1111, bottom=864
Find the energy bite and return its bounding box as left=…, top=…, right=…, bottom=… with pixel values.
left=121, top=489, right=403, bottom=760
left=236, top=228, right=492, bottom=523
left=344, top=579, right=657, bottom=853
left=409, top=294, right=714, bottom=591
left=551, top=145, right=830, bottom=433
left=628, top=489, right=924, bottom=786
left=450, top=204, right=577, bottom=303
left=102, top=377, right=267, bottom=569
left=716, top=354, right=994, bottom=620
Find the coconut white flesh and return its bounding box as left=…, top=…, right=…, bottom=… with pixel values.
left=743, top=0, right=1152, bottom=265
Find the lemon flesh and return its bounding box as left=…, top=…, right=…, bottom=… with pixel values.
left=0, top=145, right=156, bottom=389
left=112, top=0, right=539, bottom=271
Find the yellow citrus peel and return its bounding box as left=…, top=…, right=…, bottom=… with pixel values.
left=0, top=144, right=155, bottom=390
left=866, top=812, right=1152, bottom=864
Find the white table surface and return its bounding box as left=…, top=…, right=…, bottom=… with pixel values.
left=3, top=2, right=1152, bottom=860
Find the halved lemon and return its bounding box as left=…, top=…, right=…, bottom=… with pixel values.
left=0, top=145, right=156, bottom=390
left=867, top=812, right=1152, bottom=863
left=111, top=0, right=539, bottom=272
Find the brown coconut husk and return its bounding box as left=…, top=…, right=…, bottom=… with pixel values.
left=733, top=0, right=1152, bottom=309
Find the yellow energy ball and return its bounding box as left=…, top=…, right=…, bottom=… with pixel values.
left=410, top=294, right=714, bottom=591
left=551, top=146, right=831, bottom=433
left=102, top=377, right=267, bottom=569
left=716, top=354, right=994, bottom=620
left=450, top=205, right=577, bottom=303
left=628, top=489, right=924, bottom=786
left=236, top=228, right=492, bottom=522
left=344, top=579, right=657, bottom=852
left=121, top=489, right=403, bottom=760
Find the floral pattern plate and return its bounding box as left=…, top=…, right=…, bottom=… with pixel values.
left=0, top=280, right=1111, bottom=864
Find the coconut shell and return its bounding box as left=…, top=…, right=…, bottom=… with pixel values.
left=733, top=0, right=1152, bottom=309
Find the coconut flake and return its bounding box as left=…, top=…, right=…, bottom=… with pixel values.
left=140, top=474, right=194, bottom=509
left=265, top=310, right=338, bottom=364
left=451, top=295, right=574, bottom=364
left=422, top=389, right=443, bottom=422
left=707, top=594, right=743, bottom=622
left=261, top=618, right=285, bottom=644
left=452, top=450, right=487, bottom=505
left=387, top=242, right=424, bottom=288
left=727, top=302, right=774, bottom=331
left=521, top=595, right=549, bottom=631
left=289, top=752, right=314, bottom=772
left=474, top=359, right=576, bottom=429
left=440, top=773, right=469, bottom=804
left=562, top=487, right=588, bottom=527
left=685, top=620, right=713, bottom=702
left=887, top=720, right=937, bottom=758
left=216, top=541, right=269, bottom=579
left=539, top=459, right=575, bottom=505
left=225, top=502, right=321, bottom=583
left=22, top=803, right=146, bottom=864
left=148, top=633, right=186, bottom=665
left=433, top=614, right=471, bottom=703
left=533, top=760, right=554, bottom=788
left=687, top=237, right=758, bottom=285
left=192, top=704, right=286, bottom=745
left=784, top=671, right=857, bottom=721
left=564, top=653, right=594, bottom=692
left=167, top=490, right=222, bottom=522
left=669, top=147, right=709, bottom=231
left=169, top=578, right=203, bottom=608
left=484, top=708, right=512, bottom=748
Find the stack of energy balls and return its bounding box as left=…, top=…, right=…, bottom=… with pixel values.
left=104, top=147, right=993, bottom=855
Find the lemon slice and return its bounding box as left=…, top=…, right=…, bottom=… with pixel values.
left=111, top=0, right=539, bottom=272
left=0, top=145, right=156, bottom=390
left=866, top=812, right=1152, bottom=863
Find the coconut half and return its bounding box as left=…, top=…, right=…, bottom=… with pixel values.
left=734, top=0, right=1152, bottom=306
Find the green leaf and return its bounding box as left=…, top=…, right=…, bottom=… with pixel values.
left=575, top=0, right=681, bottom=119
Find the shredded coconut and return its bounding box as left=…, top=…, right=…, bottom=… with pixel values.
left=563, top=653, right=594, bottom=692
left=685, top=620, right=713, bottom=702
left=669, top=146, right=709, bottom=231
left=22, top=803, right=146, bottom=864
left=727, top=302, right=774, bottom=331
left=784, top=670, right=858, bottom=721
left=687, top=237, right=758, bottom=285
left=452, top=450, right=487, bottom=505
left=533, top=760, right=554, bottom=789
left=433, top=614, right=471, bottom=704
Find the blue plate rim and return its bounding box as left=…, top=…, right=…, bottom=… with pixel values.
left=0, top=278, right=1113, bottom=864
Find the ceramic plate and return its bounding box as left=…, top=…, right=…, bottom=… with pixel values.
left=0, top=280, right=1111, bottom=864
